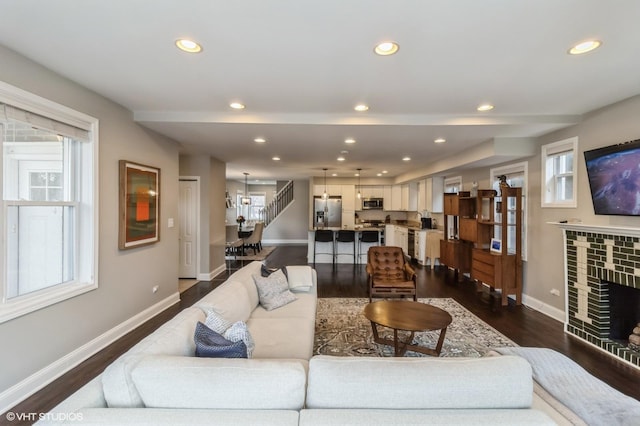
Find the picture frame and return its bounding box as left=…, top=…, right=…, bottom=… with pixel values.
left=490, top=237, right=502, bottom=253
left=119, top=160, right=160, bottom=249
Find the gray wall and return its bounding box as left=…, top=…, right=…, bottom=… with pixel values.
left=209, top=157, right=226, bottom=271
left=263, top=179, right=310, bottom=243
left=528, top=95, right=640, bottom=312
left=438, top=95, right=640, bottom=316
left=0, top=47, right=181, bottom=394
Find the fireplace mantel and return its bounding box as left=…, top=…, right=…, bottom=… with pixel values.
left=553, top=222, right=640, bottom=368
left=551, top=221, right=640, bottom=238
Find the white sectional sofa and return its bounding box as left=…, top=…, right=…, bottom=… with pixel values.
left=37, top=261, right=639, bottom=425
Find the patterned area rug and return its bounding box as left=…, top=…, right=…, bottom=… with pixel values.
left=314, top=298, right=517, bottom=357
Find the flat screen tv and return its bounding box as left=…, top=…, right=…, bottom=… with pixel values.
left=584, top=138, right=640, bottom=216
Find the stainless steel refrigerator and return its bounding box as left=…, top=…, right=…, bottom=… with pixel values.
left=314, top=196, right=342, bottom=228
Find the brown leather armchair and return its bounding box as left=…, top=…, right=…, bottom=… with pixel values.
left=366, top=246, right=417, bottom=302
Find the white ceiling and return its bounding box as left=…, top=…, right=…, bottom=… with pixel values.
left=1, top=0, right=639, bottom=182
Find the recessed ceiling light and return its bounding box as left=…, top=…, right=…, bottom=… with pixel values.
left=374, top=41, right=399, bottom=56
left=354, top=104, right=369, bottom=112
left=272, top=156, right=280, bottom=161
left=477, top=104, right=494, bottom=112
left=345, top=138, right=356, bottom=144
left=332, top=173, right=338, bottom=177
left=340, top=150, right=349, bottom=154
left=568, top=40, right=601, bottom=55
left=354, top=172, right=360, bottom=177
left=434, top=138, right=446, bottom=144
left=382, top=170, right=388, bottom=174
left=230, top=102, right=245, bottom=110
left=175, top=39, right=202, bottom=53
left=254, top=137, right=266, bottom=143
left=377, top=173, right=382, bottom=177
left=402, top=156, right=411, bottom=161
left=337, top=156, right=346, bottom=162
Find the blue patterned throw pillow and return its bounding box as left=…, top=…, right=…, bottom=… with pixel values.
left=194, top=321, right=247, bottom=358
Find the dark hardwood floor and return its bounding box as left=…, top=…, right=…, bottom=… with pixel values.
left=5, top=245, right=640, bottom=425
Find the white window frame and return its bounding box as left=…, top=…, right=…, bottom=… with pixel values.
left=444, top=176, right=462, bottom=193
left=541, top=137, right=578, bottom=208
left=0, top=81, right=99, bottom=323
left=247, top=191, right=266, bottom=221
left=490, top=162, right=528, bottom=261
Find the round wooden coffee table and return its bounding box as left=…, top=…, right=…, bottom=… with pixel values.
left=363, top=300, right=452, bottom=356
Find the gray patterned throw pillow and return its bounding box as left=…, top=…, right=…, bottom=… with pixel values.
left=224, top=321, right=255, bottom=358
left=203, top=308, right=232, bottom=334
left=252, top=269, right=297, bottom=311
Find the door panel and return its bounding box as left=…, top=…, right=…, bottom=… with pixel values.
left=179, top=180, right=197, bottom=278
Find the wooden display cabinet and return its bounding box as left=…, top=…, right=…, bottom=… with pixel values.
left=470, top=187, right=522, bottom=306
left=441, top=191, right=473, bottom=280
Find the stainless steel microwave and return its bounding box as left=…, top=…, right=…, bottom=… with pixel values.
left=362, top=198, right=383, bottom=210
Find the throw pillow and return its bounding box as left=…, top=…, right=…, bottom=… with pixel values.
left=193, top=322, right=247, bottom=358
left=203, top=308, right=232, bottom=334
left=224, top=321, right=255, bottom=358
left=253, top=269, right=297, bottom=311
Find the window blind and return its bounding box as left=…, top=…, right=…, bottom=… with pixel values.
left=0, top=103, right=90, bottom=141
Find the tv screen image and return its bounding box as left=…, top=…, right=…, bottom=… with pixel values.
left=584, top=138, right=640, bottom=216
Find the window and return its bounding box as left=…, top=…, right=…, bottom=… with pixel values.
left=236, top=192, right=266, bottom=221
left=541, top=137, right=578, bottom=208
left=247, top=192, right=266, bottom=221
left=1, top=82, right=98, bottom=323
left=490, top=162, right=528, bottom=261
left=444, top=176, right=462, bottom=193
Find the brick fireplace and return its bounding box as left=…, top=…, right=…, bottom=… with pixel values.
left=558, top=223, right=640, bottom=367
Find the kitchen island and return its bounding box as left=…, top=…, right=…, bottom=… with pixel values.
left=308, top=227, right=384, bottom=264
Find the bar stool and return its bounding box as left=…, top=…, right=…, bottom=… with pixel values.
left=358, top=230, right=380, bottom=264
left=335, top=230, right=356, bottom=264
left=314, top=229, right=335, bottom=266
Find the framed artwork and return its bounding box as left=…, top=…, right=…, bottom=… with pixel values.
left=119, top=160, right=160, bottom=249
left=490, top=237, right=502, bottom=254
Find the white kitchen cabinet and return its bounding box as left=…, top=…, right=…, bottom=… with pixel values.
left=341, top=185, right=356, bottom=211
left=417, top=177, right=444, bottom=213
left=341, top=185, right=356, bottom=229
left=395, top=226, right=408, bottom=254
left=402, top=183, right=418, bottom=211
left=390, top=185, right=402, bottom=210
left=384, top=224, right=395, bottom=246
left=383, top=186, right=393, bottom=210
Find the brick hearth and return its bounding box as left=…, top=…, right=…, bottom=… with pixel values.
left=558, top=223, right=640, bottom=367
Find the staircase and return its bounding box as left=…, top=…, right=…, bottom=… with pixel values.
left=260, top=180, right=294, bottom=227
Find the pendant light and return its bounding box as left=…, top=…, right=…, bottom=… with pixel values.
left=356, top=168, right=362, bottom=199
left=241, top=172, right=251, bottom=205
left=322, top=168, right=328, bottom=199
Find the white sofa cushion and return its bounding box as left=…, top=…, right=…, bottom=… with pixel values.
left=131, top=355, right=308, bottom=410
left=250, top=288, right=317, bottom=320
left=197, top=279, right=254, bottom=323
left=41, top=408, right=299, bottom=426
left=299, top=408, right=555, bottom=425
left=306, top=355, right=534, bottom=410
left=248, top=317, right=316, bottom=360
left=101, top=307, right=204, bottom=408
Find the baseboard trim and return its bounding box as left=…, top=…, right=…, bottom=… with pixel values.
left=262, top=239, right=308, bottom=245
left=522, top=294, right=565, bottom=323
left=0, top=292, right=180, bottom=414
left=197, top=263, right=226, bottom=282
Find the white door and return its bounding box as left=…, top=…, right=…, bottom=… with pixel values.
left=179, top=179, right=198, bottom=278
left=10, top=160, right=67, bottom=296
